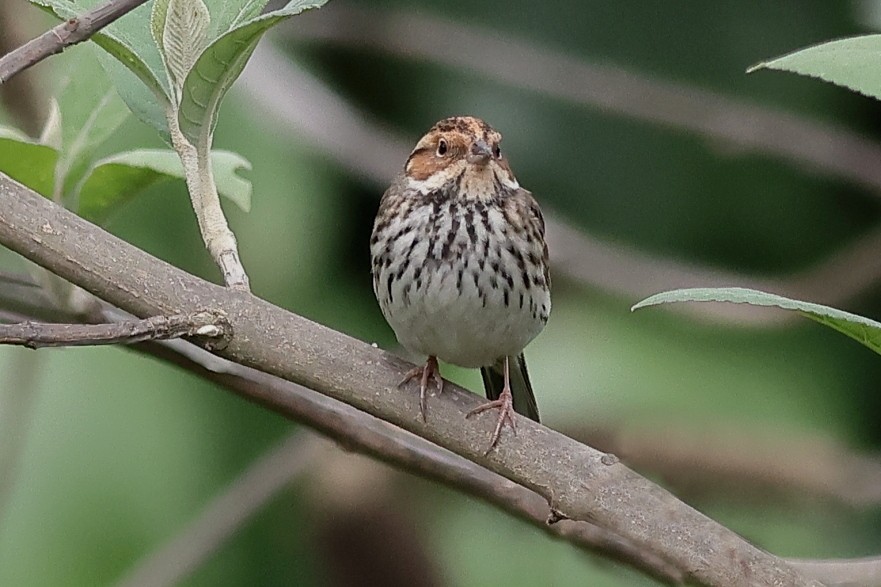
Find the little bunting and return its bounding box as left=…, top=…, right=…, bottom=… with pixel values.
left=370, top=116, right=551, bottom=450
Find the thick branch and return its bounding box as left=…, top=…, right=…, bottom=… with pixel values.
left=6, top=286, right=877, bottom=586
left=0, top=0, right=150, bottom=83
left=0, top=173, right=815, bottom=586
left=0, top=287, right=686, bottom=584
left=133, top=335, right=684, bottom=585
left=0, top=310, right=230, bottom=348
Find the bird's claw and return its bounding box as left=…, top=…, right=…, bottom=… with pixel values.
left=398, top=356, right=443, bottom=421
left=466, top=388, right=516, bottom=454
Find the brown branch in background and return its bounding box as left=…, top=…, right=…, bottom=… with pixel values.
left=0, top=0, right=150, bottom=84
left=576, top=423, right=881, bottom=508
left=239, top=6, right=881, bottom=323
left=306, top=449, right=446, bottom=587
left=0, top=2, right=44, bottom=134
left=0, top=175, right=815, bottom=586
left=237, top=43, right=773, bottom=325
left=115, top=433, right=324, bottom=587
left=787, top=556, right=881, bottom=587
left=290, top=4, right=881, bottom=195
left=0, top=310, right=231, bottom=348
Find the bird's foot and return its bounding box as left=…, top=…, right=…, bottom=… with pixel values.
left=398, top=356, right=443, bottom=421
left=466, top=386, right=516, bottom=454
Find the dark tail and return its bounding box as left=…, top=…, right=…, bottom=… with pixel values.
left=480, top=353, right=540, bottom=423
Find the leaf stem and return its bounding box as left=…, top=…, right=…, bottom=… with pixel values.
left=168, top=107, right=250, bottom=290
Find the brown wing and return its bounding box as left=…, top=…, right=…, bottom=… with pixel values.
left=509, top=188, right=550, bottom=290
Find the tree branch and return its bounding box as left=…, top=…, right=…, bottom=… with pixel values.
left=7, top=288, right=685, bottom=584
left=0, top=1, right=45, bottom=134
left=0, top=277, right=687, bottom=584
left=0, top=310, right=231, bottom=348
left=128, top=335, right=686, bottom=585
left=6, top=283, right=876, bottom=586
left=0, top=173, right=817, bottom=586
left=0, top=0, right=150, bottom=84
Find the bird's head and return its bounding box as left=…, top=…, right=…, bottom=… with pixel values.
left=403, top=116, right=519, bottom=198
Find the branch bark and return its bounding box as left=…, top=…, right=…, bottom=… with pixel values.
left=0, top=173, right=818, bottom=586
left=0, top=310, right=230, bottom=348
left=2, top=287, right=686, bottom=584
left=0, top=0, right=150, bottom=84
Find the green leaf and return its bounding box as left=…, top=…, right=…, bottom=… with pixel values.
left=177, top=0, right=328, bottom=149
left=0, top=127, right=59, bottom=197
left=49, top=49, right=131, bottom=195
left=29, top=0, right=168, bottom=97
left=96, top=51, right=170, bottom=140
left=77, top=149, right=252, bottom=222
left=632, top=287, right=881, bottom=357
left=209, top=0, right=269, bottom=36
left=749, top=35, right=881, bottom=101
left=29, top=0, right=172, bottom=136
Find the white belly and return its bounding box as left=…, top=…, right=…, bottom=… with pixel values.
left=381, top=262, right=547, bottom=368
left=372, top=199, right=550, bottom=368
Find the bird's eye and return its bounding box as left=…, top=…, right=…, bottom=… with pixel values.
left=436, top=139, right=448, bottom=156
left=493, top=144, right=501, bottom=158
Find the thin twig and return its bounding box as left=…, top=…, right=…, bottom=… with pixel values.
left=114, top=432, right=324, bottom=587
left=0, top=0, right=150, bottom=84
left=0, top=310, right=231, bottom=348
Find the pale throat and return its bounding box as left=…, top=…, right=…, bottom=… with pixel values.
left=408, top=162, right=520, bottom=198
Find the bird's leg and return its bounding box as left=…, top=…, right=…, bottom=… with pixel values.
left=398, top=355, right=443, bottom=421
left=466, top=356, right=517, bottom=453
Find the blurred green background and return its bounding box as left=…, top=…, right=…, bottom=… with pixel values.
left=2, top=1, right=881, bottom=585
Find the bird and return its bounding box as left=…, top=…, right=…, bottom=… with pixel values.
left=370, top=116, right=550, bottom=450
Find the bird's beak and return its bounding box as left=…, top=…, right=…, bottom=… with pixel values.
left=467, top=140, right=492, bottom=165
